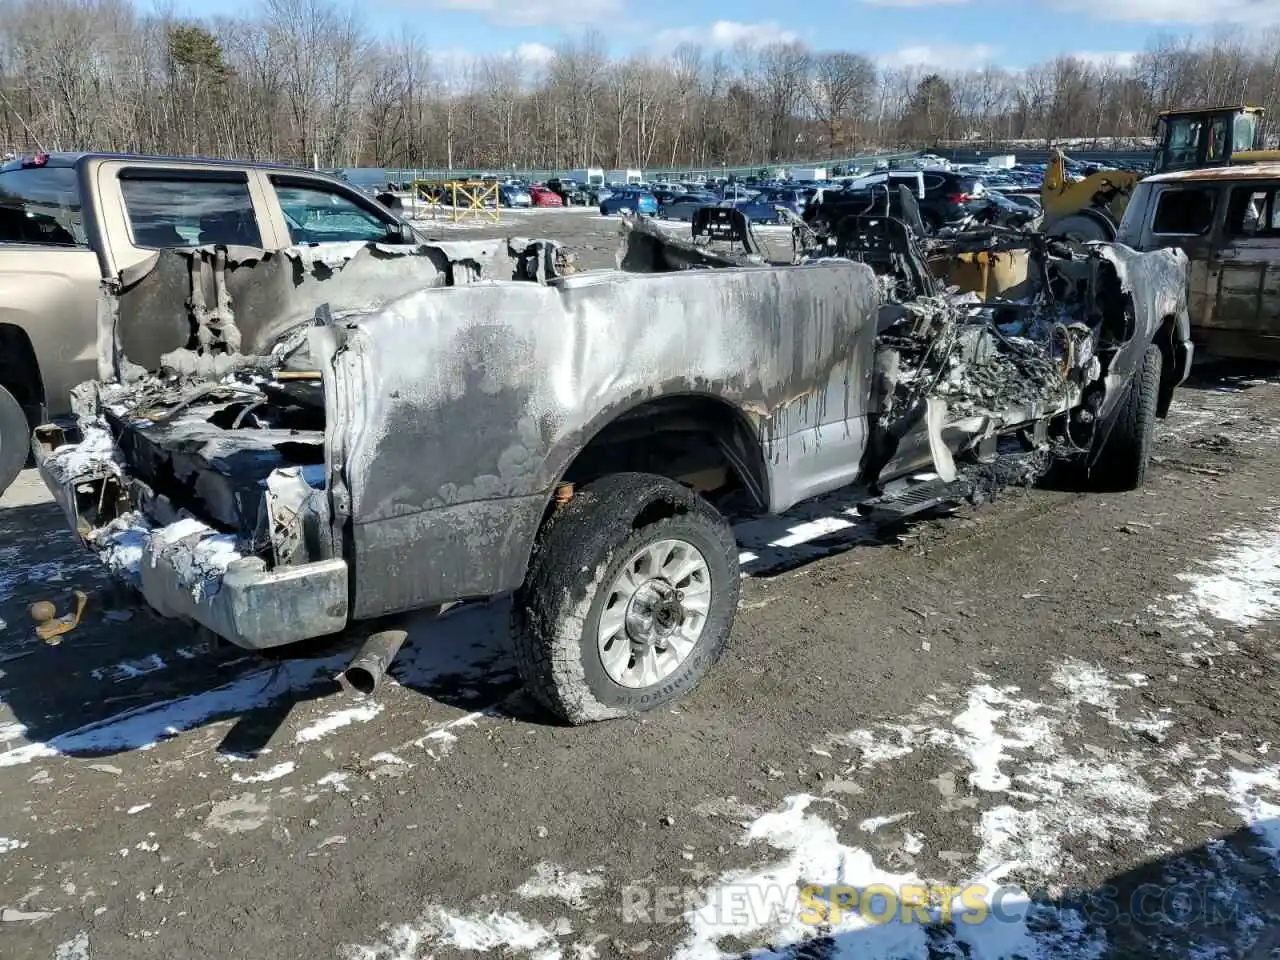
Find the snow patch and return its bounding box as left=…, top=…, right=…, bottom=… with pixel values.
left=950, top=685, right=1052, bottom=792
left=1156, top=515, right=1280, bottom=634
left=858, top=813, right=913, bottom=833
left=294, top=702, right=383, bottom=743
left=317, top=772, right=350, bottom=792
left=0, top=836, right=28, bottom=853
left=231, top=761, right=296, bottom=783
left=823, top=724, right=924, bottom=769
left=343, top=907, right=562, bottom=960
left=675, top=794, right=928, bottom=960
left=0, top=652, right=346, bottom=766
left=1225, top=763, right=1280, bottom=860
left=53, top=932, right=90, bottom=960
left=1050, top=659, right=1123, bottom=709
left=516, top=861, right=605, bottom=910
left=975, top=753, right=1157, bottom=879
left=412, top=711, right=487, bottom=759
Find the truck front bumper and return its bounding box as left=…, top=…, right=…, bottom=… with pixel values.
left=32, top=425, right=349, bottom=651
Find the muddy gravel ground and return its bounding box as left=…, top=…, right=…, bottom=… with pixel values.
left=1, top=209, right=1278, bottom=960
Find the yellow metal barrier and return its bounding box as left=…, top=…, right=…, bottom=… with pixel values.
left=408, top=180, right=501, bottom=224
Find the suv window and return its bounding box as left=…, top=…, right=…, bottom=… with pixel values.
left=1151, top=187, right=1216, bottom=236
left=119, top=173, right=263, bottom=248
left=272, top=180, right=399, bottom=244
left=1226, top=185, right=1280, bottom=236
left=0, top=167, right=87, bottom=246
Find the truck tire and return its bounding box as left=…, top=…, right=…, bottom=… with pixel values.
left=0, top=384, right=28, bottom=498
left=1046, top=213, right=1114, bottom=243
left=1091, top=344, right=1161, bottom=492
left=513, top=472, right=740, bottom=725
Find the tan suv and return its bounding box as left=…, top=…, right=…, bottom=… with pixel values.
left=0, top=152, right=419, bottom=494
left=1115, top=161, right=1280, bottom=362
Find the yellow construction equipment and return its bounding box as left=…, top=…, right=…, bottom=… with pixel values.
left=1041, top=105, right=1272, bottom=242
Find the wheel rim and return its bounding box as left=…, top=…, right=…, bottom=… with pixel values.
left=597, top=538, right=712, bottom=688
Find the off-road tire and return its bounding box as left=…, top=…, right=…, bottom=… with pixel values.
left=0, top=384, right=28, bottom=498
left=513, top=472, right=740, bottom=725
left=1091, top=344, right=1162, bottom=492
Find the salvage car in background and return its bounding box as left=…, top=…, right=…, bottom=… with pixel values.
left=659, top=193, right=721, bottom=221
left=0, top=151, right=420, bottom=497
left=728, top=188, right=808, bottom=224
left=32, top=206, right=1192, bottom=727
left=600, top=188, right=658, bottom=217
left=529, top=185, right=564, bottom=208
left=1116, top=161, right=1280, bottom=361
left=499, top=183, right=532, bottom=208
left=546, top=178, right=589, bottom=206
left=966, top=190, right=1042, bottom=230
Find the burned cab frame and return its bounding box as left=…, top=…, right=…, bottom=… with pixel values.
left=34, top=220, right=1193, bottom=725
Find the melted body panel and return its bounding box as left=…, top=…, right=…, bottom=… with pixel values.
left=317, top=261, right=881, bottom=617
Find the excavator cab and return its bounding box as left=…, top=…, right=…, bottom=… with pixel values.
left=1152, top=106, right=1264, bottom=173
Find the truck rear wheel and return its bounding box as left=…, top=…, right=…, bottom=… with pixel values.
left=1091, top=344, right=1161, bottom=491
left=0, top=384, right=28, bottom=498
left=513, top=473, right=740, bottom=725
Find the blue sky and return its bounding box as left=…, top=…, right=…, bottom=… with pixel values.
left=176, top=0, right=1271, bottom=73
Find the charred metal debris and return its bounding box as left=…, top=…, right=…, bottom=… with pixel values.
left=635, top=206, right=1154, bottom=505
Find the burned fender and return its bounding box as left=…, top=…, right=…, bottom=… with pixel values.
left=1090, top=242, right=1192, bottom=422
left=310, top=260, right=881, bottom=620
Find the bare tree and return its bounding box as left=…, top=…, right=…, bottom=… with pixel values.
left=808, top=51, right=875, bottom=155
left=3, top=7, right=1280, bottom=168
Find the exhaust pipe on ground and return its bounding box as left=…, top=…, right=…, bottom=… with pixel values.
left=339, top=628, right=409, bottom=695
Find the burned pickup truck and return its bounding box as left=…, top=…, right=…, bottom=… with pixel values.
left=33, top=220, right=1193, bottom=724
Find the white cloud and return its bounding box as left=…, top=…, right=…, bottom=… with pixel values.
left=653, top=20, right=800, bottom=51
left=515, top=42, right=556, bottom=66
left=1070, top=50, right=1140, bottom=69
left=1056, top=0, right=1280, bottom=25
left=429, top=43, right=557, bottom=86
left=876, top=42, right=1000, bottom=71
left=426, top=0, right=622, bottom=29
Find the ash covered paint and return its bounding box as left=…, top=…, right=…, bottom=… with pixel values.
left=319, top=253, right=882, bottom=616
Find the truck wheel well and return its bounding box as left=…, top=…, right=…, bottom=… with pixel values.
left=1154, top=314, right=1181, bottom=417
left=0, top=324, right=44, bottom=424
left=558, top=395, right=769, bottom=515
